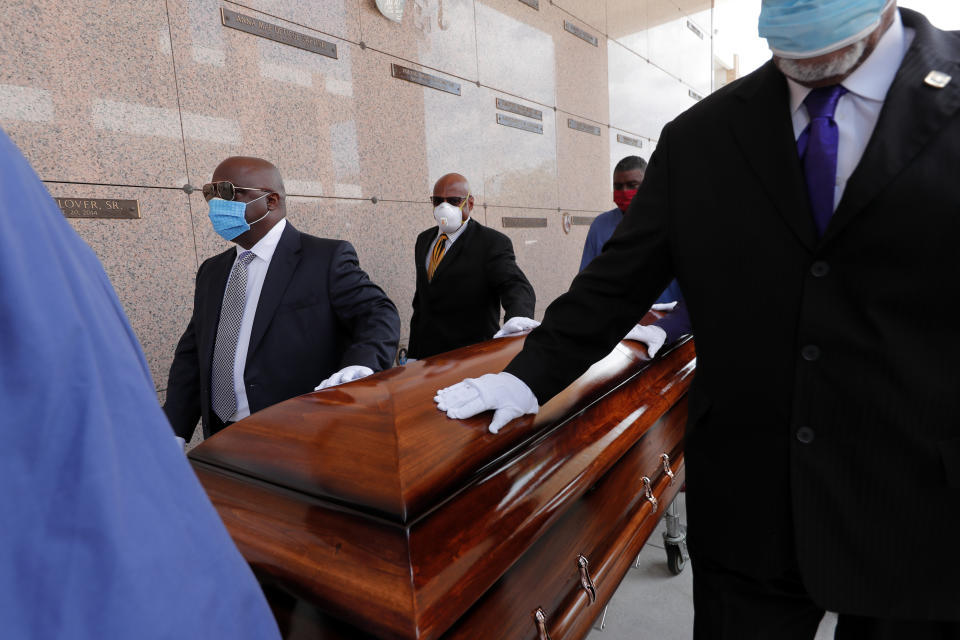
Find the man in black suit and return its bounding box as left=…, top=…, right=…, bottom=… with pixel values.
left=437, top=3, right=960, bottom=636
left=164, top=157, right=400, bottom=440
left=408, top=172, right=536, bottom=359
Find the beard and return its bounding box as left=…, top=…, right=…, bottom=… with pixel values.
left=775, top=38, right=868, bottom=84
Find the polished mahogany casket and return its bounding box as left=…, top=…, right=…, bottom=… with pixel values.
left=189, top=315, right=695, bottom=639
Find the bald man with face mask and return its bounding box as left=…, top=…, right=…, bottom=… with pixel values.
left=408, top=173, right=537, bottom=359
left=436, top=2, right=960, bottom=636
left=164, top=157, right=400, bottom=441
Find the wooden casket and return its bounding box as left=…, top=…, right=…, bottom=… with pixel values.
left=189, top=314, right=695, bottom=639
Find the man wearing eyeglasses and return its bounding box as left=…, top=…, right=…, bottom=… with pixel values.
left=163, top=156, right=400, bottom=441
left=408, top=172, right=536, bottom=360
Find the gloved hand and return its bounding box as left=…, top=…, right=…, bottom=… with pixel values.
left=493, top=316, right=541, bottom=338
left=651, top=301, right=677, bottom=311
left=314, top=365, right=374, bottom=391
left=624, top=323, right=667, bottom=357
left=174, top=436, right=186, bottom=452
left=435, top=372, right=539, bottom=434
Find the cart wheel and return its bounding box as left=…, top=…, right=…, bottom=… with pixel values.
left=666, top=544, right=686, bottom=575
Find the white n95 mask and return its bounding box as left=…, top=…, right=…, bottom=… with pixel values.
left=434, top=202, right=465, bottom=234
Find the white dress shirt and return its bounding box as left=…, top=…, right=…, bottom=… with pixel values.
left=226, top=217, right=287, bottom=421
left=425, top=216, right=470, bottom=270
left=786, top=10, right=914, bottom=211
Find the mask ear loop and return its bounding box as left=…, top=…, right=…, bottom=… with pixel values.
left=246, top=192, right=273, bottom=226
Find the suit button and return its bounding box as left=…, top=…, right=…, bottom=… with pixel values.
left=810, top=261, right=830, bottom=277
left=796, top=426, right=815, bottom=444
left=801, top=345, right=821, bottom=361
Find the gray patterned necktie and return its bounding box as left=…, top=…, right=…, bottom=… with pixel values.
left=211, top=250, right=256, bottom=423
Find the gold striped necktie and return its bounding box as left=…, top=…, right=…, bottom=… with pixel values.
left=427, top=233, right=448, bottom=281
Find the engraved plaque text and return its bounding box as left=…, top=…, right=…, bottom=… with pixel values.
left=55, top=198, right=140, bottom=220
left=221, top=8, right=337, bottom=59
left=564, top=20, right=598, bottom=47
left=570, top=215, right=594, bottom=226
left=497, top=113, right=543, bottom=134
left=688, top=88, right=703, bottom=101
left=616, top=133, right=642, bottom=148
left=503, top=217, right=548, bottom=228
left=391, top=63, right=461, bottom=95
left=568, top=118, right=601, bottom=136
left=496, top=98, right=543, bottom=121
left=686, top=20, right=704, bottom=39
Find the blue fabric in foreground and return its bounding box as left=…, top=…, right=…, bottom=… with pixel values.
left=0, top=128, right=280, bottom=639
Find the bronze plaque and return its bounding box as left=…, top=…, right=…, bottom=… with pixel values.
left=391, top=63, right=461, bottom=95
left=564, top=20, right=598, bottom=47
left=570, top=215, right=594, bottom=226
left=502, top=216, right=548, bottom=228
left=616, top=133, right=642, bottom=148
left=497, top=113, right=543, bottom=134
left=496, top=97, right=543, bottom=121
left=568, top=118, right=601, bottom=136
left=686, top=20, right=704, bottom=40
left=688, top=88, right=704, bottom=101
left=55, top=198, right=140, bottom=220
left=221, top=8, right=337, bottom=59
left=518, top=0, right=539, bottom=9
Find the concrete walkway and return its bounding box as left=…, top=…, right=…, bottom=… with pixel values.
left=586, top=493, right=838, bottom=640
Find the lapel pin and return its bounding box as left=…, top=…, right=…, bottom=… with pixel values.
left=924, top=70, right=952, bottom=89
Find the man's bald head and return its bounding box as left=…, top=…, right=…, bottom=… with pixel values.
left=432, top=173, right=473, bottom=222
left=212, top=156, right=286, bottom=197
left=209, top=156, right=286, bottom=249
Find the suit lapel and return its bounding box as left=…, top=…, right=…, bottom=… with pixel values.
left=246, top=221, right=302, bottom=364
left=415, top=229, right=431, bottom=286
left=731, top=62, right=817, bottom=252
left=430, top=218, right=474, bottom=282
left=824, top=9, right=960, bottom=246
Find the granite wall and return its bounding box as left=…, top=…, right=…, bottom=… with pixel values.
left=0, top=0, right=732, bottom=434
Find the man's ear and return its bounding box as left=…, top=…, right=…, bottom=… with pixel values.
left=267, top=192, right=282, bottom=211
left=465, top=195, right=474, bottom=219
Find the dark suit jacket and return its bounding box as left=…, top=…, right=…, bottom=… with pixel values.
left=507, top=9, right=960, bottom=618
left=409, top=218, right=535, bottom=359
left=164, top=222, right=400, bottom=439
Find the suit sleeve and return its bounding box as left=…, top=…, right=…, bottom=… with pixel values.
left=328, top=241, right=401, bottom=371
left=163, top=269, right=204, bottom=440
left=505, top=124, right=677, bottom=404
left=487, top=233, right=536, bottom=321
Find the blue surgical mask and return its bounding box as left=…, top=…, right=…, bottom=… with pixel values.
left=207, top=193, right=270, bottom=241
left=759, top=0, right=890, bottom=59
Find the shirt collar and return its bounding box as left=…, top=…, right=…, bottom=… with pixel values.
left=237, top=217, right=286, bottom=263
left=787, top=8, right=907, bottom=114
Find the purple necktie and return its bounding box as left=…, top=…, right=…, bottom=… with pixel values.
left=797, top=84, right=848, bottom=238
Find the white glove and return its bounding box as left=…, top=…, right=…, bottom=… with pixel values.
left=435, top=372, right=539, bottom=434
left=174, top=436, right=186, bottom=452
left=624, top=323, right=667, bottom=357
left=314, top=365, right=374, bottom=390
left=493, top=316, right=541, bottom=338
left=651, top=301, right=677, bottom=311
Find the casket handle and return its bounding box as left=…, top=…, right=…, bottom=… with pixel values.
left=641, top=476, right=658, bottom=513
left=660, top=453, right=675, bottom=485
left=577, top=554, right=597, bottom=604
left=533, top=607, right=553, bottom=640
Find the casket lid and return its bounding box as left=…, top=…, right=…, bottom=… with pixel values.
left=189, top=314, right=675, bottom=523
